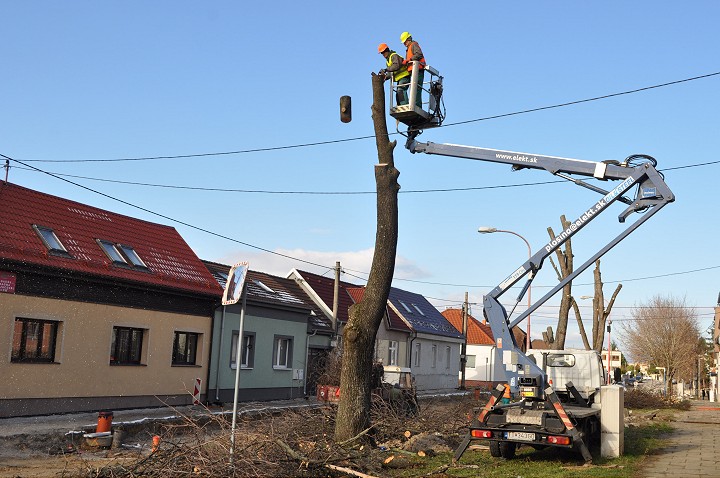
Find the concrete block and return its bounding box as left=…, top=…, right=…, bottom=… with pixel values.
left=600, top=384, right=624, bottom=458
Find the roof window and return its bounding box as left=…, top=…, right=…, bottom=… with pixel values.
left=97, top=240, right=148, bottom=270
left=412, top=304, right=426, bottom=316
left=33, top=225, right=71, bottom=257
left=398, top=300, right=413, bottom=314
left=254, top=280, right=276, bottom=293
left=118, top=244, right=147, bottom=268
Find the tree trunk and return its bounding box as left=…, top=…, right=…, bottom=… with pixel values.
left=334, top=72, right=400, bottom=442
left=591, top=260, right=622, bottom=352
left=547, top=215, right=573, bottom=349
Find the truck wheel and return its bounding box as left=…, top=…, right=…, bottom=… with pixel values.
left=499, top=441, right=517, bottom=459
left=490, top=441, right=517, bottom=459
left=489, top=441, right=502, bottom=457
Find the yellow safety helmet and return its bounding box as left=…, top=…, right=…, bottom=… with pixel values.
left=378, top=43, right=389, bottom=54
left=400, top=31, right=412, bottom=43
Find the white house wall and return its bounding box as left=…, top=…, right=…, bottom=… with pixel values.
left=408, top=335, right=462, bottom=391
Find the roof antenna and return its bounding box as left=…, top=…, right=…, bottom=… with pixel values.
left=3, top=160, right=8, bottom=183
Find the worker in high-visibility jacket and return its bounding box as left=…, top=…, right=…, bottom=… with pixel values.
left=378, top=43, right=410, bottom=106
left=400, top=32, right=426, bottom=108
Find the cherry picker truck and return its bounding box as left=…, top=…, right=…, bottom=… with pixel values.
left=388, top=66, right=675, bottom=462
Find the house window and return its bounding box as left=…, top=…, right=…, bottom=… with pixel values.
left=172, top=331, right=199, bottom=366
left=431, top=344, right=437, bottom=368
left=33, top=225, right=70, bottom=257
left=119, top=245, right=147, bottom=268
left=253, top=280, right=275, bottom=293
left=98, top=240, right=126, bottom=263
left=388, top=340, right=399, bottom=366
left=398, top=300, right=413, bottom=314
left=413, top=342, right=421, bottom=367
left=97, top=240, right=148, bottom=269
left=230, top=331, right=255, bottom=369
left=412, top=304, right=426, bottom=316
left=12, top=318, right=59, bottom=363
left=110, top=326, right=144, bottom=365
left=446, top=346, right=451, bottom=369
left=466, top=354, right=476, bottom=368
left=273, top=336, right=293, bottom=369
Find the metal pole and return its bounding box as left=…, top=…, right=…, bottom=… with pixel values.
left=332, top=262, right=340, bottom=335
left=477, top=228, right=532, bottom=349
left=607, top=319, right=612, bottom=384
left=460, top=292, right=468, bottom=389
left=229, top=288, right=247, bottom=461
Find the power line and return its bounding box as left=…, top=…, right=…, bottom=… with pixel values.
left=11, top=165, right=564, bottom=194
left=5, top=153, right=719, bottom=304
left=12, top=156, right=720, bottom=194
left=1, top=153, right=330, bottom=271
left=18, top=70, right=720, bottom=163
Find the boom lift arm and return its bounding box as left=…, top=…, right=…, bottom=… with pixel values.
left=407, top=139, right=675, bottom=397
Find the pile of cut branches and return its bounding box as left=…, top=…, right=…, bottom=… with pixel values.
left=88, top=394, right=477, bottom=478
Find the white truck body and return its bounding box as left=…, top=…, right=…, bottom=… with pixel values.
left=526, top=349, right=606, bottom=401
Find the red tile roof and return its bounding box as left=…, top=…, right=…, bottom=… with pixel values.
left=441, top=308, right=494, bottom=345
left=442, top=308, right=527, bottom=348
left=346, top=286, right=411, bottom=332
left=0, top=182, right=222, bottom=296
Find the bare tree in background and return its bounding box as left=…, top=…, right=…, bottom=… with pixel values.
left=589, top=260, right=622, bottom=352
left=334, top=72, right=400, bottom=442
left=545, top=216, right=621, bottom=351
left=545, top=215, right=573, bottom=349
left=620, top=295, right=700, bottom=395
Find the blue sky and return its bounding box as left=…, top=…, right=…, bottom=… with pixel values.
left=2, top=2, right=718, bottom=350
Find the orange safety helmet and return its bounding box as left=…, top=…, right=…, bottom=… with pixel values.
left=378, top=43, right=389, bottom=54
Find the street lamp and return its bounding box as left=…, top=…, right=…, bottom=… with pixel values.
left=478, top=227, right=532, bottom=350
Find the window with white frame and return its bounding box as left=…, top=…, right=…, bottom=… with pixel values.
left=230, top=331, right=255, bottom=369
left=388, top=340, right=398, bottom=366
left=466, top=354, right=476, bottom=368
left=413, top=342, right=421, bottom=367
left=445, top=346, right=451, bottom=369
left=431, top=344, right=437, bottom=368
left=273, top=335, right=293, bottom=369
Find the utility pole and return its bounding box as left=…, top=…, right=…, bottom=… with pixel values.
left=460, top=292, right=468, bottom=390
left=332, top=261, right=341, bottom=336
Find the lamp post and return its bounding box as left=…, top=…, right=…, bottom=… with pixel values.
left=478, top=227, right=532, bottom=350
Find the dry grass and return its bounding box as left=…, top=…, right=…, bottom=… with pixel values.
left=624, top=388, right=691, bottom=410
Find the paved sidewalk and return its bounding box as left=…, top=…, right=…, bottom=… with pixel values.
left=640, top=400, right=720, bottom=478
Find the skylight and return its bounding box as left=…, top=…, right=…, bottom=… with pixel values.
left=254, top=280, right=276, bottom=293
left=119, top=245, right=147, bottom=268
left=97, top=240, right=148, bottom=269
left=412, top=304, right=426, bottom=316
left=398, top=300, right=413, bottom=314
left=33, top=225, right=69, bottom=255
left=98, top=240, right=126, bottom=263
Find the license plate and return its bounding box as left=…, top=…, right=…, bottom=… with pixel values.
left=507, top=431, right=535, bottom=441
